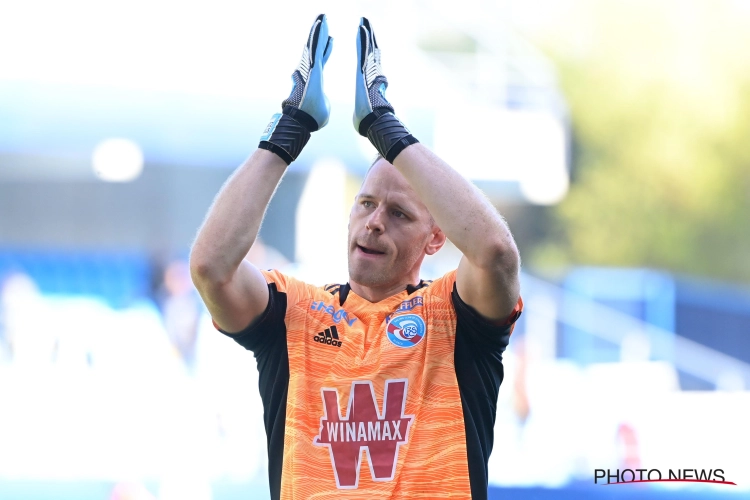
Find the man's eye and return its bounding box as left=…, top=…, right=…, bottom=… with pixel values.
left=362, top=201, right=374, bottom=208
left=393, top=210, right=406, bottom=218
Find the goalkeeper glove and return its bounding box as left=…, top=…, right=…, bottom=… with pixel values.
left=259, top=14, right=333, bottom=165
left=353, top=17, right=418, bottom=163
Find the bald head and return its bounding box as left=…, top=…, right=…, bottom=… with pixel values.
left=347, top=158, right=445, bottom=292
left=359, top=157, right=436, bottom=228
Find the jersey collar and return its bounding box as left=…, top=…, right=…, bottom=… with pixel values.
left=339, top=279, right=428, bottom=306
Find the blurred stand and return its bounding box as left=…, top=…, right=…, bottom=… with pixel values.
left=0, top=272, right=55, bottom=365
left=157, top=259, right=201, bottom=372
left=245, top=237, right=291, bottom=271
left=109, top=482, right=157, bottom=500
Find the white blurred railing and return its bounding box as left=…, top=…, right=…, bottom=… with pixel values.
left=520, top=272, right=750, bottom=389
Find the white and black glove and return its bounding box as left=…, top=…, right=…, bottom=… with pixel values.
left=353, top=17, right=418, bottom=163
left=259, top=14, right=333, bottom=165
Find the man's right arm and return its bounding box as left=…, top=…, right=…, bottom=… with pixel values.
left=190, top=14, right=333, bottom=334
left=189, top=149, right=285, bottom=333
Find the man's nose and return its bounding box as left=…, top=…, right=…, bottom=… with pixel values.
left=365, top=207, right=386, bottom=233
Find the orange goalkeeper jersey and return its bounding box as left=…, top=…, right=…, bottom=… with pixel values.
left=217, top=269, right=522, bottom=500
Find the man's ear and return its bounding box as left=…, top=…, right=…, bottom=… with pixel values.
left=425, top=228, right=446, bottom=256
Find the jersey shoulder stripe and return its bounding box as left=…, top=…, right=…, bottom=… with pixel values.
left=260, top=269, right=322, bottom=308
left=420, top=270, right=456, bottom=301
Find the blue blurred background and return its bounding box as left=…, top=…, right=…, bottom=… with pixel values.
left=1, top=0, right=749, bottom=499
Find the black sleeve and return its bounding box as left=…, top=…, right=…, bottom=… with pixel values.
left=452, top=283, right=519, bottom=500
left=217, top=283, right=286, bottom=352
left=216, top=283, right=289, bottom=500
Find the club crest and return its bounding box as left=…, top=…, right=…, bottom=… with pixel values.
left=386, top=314, right=426, bottom=348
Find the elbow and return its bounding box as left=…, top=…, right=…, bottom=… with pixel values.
left=189, top=250, right=230, bottom=289
left=478, top=238, right=520, bottom=276
left=189, top=254, right=212, bottom=288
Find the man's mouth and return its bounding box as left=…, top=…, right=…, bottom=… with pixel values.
left=357, top=244, right=385, bottom=255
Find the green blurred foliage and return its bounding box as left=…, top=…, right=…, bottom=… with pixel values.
left=527, top=0, right=750, bottom=282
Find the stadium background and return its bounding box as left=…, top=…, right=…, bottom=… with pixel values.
left=1, top=0, right=749, bottom=498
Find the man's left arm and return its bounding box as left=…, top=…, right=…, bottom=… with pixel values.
left=393, top=145, right=520, bottom=322
left=353, top=18, right=520, bottom=321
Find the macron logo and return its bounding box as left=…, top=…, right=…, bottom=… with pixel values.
left=313, top=379, right=413, bottom=489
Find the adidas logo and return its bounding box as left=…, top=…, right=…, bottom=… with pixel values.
left=313, top=325, right=342, bottom=347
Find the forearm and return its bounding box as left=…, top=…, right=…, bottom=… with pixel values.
left=393, top=144, right=519, bottom=270
left=352, top=20, right=517, bottom=271
left=193, top=14, right=331, bottom=286
left=190, top=148, right=287, bottom=283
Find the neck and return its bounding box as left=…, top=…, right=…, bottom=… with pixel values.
left=349, top=278, right=420, bottom=303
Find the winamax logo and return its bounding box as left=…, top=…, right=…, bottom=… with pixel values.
left=313, top=379, right=413, bottom=489
left=594, top=468, right=736, bottom=486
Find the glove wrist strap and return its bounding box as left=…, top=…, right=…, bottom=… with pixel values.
left=362, top=109, right=419, bottom=163
left=258, top=106, right=319, bottom=165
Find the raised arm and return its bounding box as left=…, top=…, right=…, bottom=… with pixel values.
left=190, top=15, right=333, bottom=333
left=394, top=146, right=521, bottom=321
left=353, top=18, right=520, bottom=321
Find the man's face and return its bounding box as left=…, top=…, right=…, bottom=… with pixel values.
left=348, top=160, right=439, bottom=289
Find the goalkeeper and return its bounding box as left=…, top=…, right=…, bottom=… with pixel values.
left=191, top=14, right=522, bottom=500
